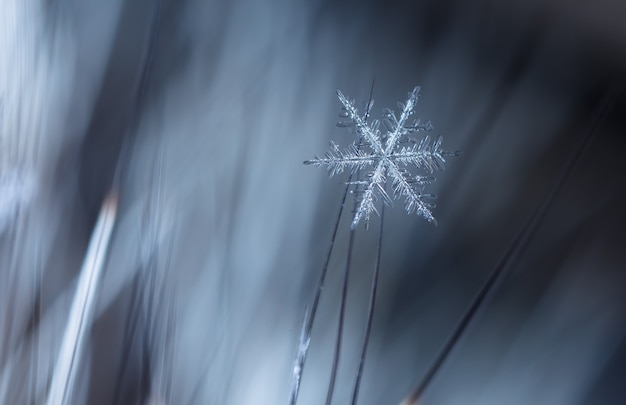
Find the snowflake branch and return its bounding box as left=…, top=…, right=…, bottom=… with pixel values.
left=384, top=86, right=420, bottom=153
left=336, top=90, right=384, bottom=155
left=386, top=162, right=437, bottom=224
left=304, top=142, right=379, bottom=176
left=351, top=160, right=388, bottom=229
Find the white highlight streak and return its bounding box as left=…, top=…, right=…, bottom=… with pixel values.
left=46, top=193, right=118, bottom=405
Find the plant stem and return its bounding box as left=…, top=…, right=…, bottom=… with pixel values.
left=403, top=86, right=618, bottom=405
left=325, top=225, right=356, bottom=405
left=289, top=80, right=375, bottom=405
left=350, top=202, right=385, bottom=405
left=288, top=180, right=351, bottom=405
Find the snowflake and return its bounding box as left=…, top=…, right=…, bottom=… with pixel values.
left=305, top=86, right=459, bottom=229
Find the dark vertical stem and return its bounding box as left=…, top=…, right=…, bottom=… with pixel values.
left=110, top=1, right=162, bottom=399
left=404, top=86, right=618, bottom=405
left=325, top=227, right=356, bottom=405
left=289, top=79, right=375, bottom=405
left=323, top=79, right=376, bottom=405
left=287, top=181, right=352, bottom=405
left=350, top=203, right=385, bottom=405
left=112, top=274, right=144, bottom=404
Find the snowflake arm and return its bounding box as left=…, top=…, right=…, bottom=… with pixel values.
left=394, top=136, right=448, bottom=172
left=303, top=142, right=380, bottom=176
left=384, top=86, right=420, bottom=153
left=351, top=160, right=389, bottom=229
left=386, top=161, right=437, bottom=224
left=336, top=90, right=384, bottom=155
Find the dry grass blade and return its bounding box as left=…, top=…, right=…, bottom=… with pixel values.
left=401, top=86, right=618, bottom=405
left=350, top=202, right=385, bottom=405
left=46, top=192, right=117, bottom=405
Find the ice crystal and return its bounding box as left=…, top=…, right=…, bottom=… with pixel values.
left=305, top=86, right=459, bottom=229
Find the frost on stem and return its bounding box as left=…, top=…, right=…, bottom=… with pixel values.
left=305, top=86, right=460, bottom=229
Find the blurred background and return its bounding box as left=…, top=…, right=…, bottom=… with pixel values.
left=0, top=0, right=625, bottom=404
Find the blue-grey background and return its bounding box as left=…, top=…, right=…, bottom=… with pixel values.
left=1, top=0, right=625, bottom=404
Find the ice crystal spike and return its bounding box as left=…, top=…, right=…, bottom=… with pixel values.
left=306, top=86, right=459, bottom=229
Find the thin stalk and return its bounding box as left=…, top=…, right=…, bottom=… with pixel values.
left=350, top=202, right=385, bottom=405
left=289, top=80, right=375, bottom=405
left=110, top=0, right=164, bottom=396
left=288, top=181, right=352, bottom=405
left=325, top=226, right=356, bottom=405
left=28, top=243, right=43, bottom=405
left=403, top=86, right=618, bottom=405
left=112, top=272, right=145, bottom=404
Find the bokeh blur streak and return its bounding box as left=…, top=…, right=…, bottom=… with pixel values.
left=1, top=0, right=625, bottom=404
